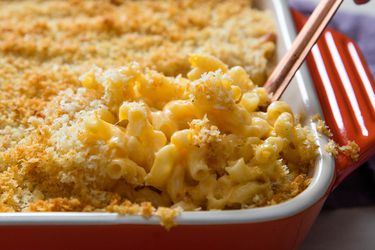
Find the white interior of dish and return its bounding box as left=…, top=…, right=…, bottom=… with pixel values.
left=0, top=0, right=335, bottom=225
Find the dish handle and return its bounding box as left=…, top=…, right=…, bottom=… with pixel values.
left=292, top=10, right=375, bottom=189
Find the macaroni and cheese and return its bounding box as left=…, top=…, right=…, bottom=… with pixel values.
left=0, top=53, right=317, bottom=214
left=77, top=54, right=318, bottom=211
left=0, top=1, right=318, bottom=226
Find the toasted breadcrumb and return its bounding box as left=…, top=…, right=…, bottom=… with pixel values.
left=28, top=198, right=82, bottom=212
left=105, top=200, right=159, bottom=218
left=190, top=116, right=221, bottom=147
left=0, top=0, right=275, bottom=85
left=295, top=111, right=306, bottom=124
left=106, top=200, right=141, bottom=215
left=156, top=207, right=181, bottom=230
left=325, top=140, right=339, bottom=157
left=314, top=114, right=360, bottom=161
left=269, top=174, right=310, bottom=205
left=316, top=120, right=333, bottom=138
left=325, top=139, right=360, bottom=161
left=0, top=0, right=317, bottom=230
left=340, top=141, right=360, bottom=162
left=0, top=203, right=15, bottom=212
left=290, top=174, right=309, bottom=196
left=140, top=202, right=155, bottom=219
left=0, top=0, right=275, bottom=224
left=311, top=114, right=321, bottom=122
left=312, top=113, right=333, bottom=138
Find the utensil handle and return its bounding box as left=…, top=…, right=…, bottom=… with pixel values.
left=265, top=0, right=344, bottom=101
left=292, top=10, right=375, bottom=189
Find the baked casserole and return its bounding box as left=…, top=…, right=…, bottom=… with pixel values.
left=0, top=0, right=318, bottom=226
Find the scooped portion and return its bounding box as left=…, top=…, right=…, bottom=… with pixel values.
left=0, top=55, right=318, bottom=213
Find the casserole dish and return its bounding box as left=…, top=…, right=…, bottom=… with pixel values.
left=0, top=1, right=374, bottom=249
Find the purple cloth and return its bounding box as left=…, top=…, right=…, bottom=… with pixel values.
left=289, top=0, right=375, bottom=207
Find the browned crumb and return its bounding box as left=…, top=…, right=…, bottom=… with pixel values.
left=155, top=207, right=181, bottom=230
left=295, top=111, right=306, bottom=124
left=316, top=120, right=333, bottom=138
left=312, top=113, right=333, bottom=138
left=0, top=202, right=15, bottom=212
left=106, top=200, right=178, bottom=229
left=290, top=174, right=309, bottom=196
left=325, top=139, right=360, bottom=161
left=268, top=174, right=310, bottom=205
left=140, top=202, right=154, bottom=219
left=0, top=2, right=276, bottom=218
left=311, top=113, right=321, bottom=121
left=340, top=141, right=360, bottom=162
left=0, top=0, right=275, bottom=84
left=314, top=114, right=360, bottom=161
left=105, top=200, right=155, bottom=219
left=311, top=113, right=322, bottom=122
left=189, top=116, right=221, bottom=147
left=325, top=140, right=339, bottom=157
left=0, top=0, right=315, bottom=230
left=105, top=200, right=141, bottom=215
left=28, top=198, right=82, bottom=212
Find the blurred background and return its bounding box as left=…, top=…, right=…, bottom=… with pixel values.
left=289, top=0, right=375, bottom=249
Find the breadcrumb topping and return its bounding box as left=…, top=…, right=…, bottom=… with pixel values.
left=325, top=139, right=360, bottom=162
left=312, top=113, right=332, bottom=138
left=190, top=116, right=221, bottom=147
left=324, top=140, right=339, bottom=157
left=0, top=0, right=275, bottom=85
left=313, top=114, right=361, bottom=162
left=340, top=141, right=360, bottom=162
left=156, top=207, right=182, bottom=230
left=104, top=200, right=156, bottom=219
left=0, top=1, right=318, bottom=230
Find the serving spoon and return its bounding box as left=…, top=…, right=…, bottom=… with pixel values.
left=264, top=0, right=370, bottom=101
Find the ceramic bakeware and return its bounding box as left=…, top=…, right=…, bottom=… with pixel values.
left=0, top=1, right=374, bottom=249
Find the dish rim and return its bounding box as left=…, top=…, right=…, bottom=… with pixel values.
left=0, top=0, right=335, bottom=226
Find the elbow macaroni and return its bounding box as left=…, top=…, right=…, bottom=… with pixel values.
left=79, top=54, right=318, bottom=210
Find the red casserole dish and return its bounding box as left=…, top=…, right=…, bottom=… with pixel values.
left=0, top=1, right=374, bottom=249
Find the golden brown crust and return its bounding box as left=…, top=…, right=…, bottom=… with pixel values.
left=269, top=174, right=310, bottom=205
left=156, top=207, right=181, bottom=230
left=0, top=0, right=275, bottom=83
left=339, top=141, right=360, bottom=161
left=313, top=114, right=360, bottom=162
left=0, top=0, right=276, bottom=215
left=312, top=114, right=333, bottom=138
left=28, top=198, right=82, bottom=212
left=0, top=2, right=315, bottom=230
left=325, top=139, right=360, bottom=161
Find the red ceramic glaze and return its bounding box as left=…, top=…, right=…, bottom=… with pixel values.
left=292, top=10, right=375, bottom=188
left=354, top=0, right=370, bottom=4
left=0, top=197, right=327, bottom=250
left=1, top=10, right=374, bottom=250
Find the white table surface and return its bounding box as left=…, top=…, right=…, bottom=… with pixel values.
left=299, top=1, right=375, bottom=249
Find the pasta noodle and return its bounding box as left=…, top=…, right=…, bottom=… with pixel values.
left=77, top=54, right=318, bottom=210
left=0, top=1, right=317, bottom=218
